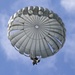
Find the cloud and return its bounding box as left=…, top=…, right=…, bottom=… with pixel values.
left=61, top=0, right=75, bottom=13
left=63, top=35, right=75, bottom=62
left=62, top=21, right=75, bottom=67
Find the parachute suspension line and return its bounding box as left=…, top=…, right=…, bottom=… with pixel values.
left=14, top=46, right=29, bottom=57
left=24, top=53, right=30, bottom=57
left=47, top=43, right=54, bottom=53
left=44, top=37, right=54, bottom=53
left=40, top=32, right=49, bottom=57
left=35, top=34, right=37, bottom=57
left=39, top=37, right=43, bottom=58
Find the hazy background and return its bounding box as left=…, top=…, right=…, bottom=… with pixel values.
left=0, top=0, right=75, bottom=75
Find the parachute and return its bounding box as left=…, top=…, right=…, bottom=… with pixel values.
left=7, top=6, right=66, bottom=62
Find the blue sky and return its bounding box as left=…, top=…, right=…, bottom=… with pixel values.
left=0, top=0, right=75, bottom=75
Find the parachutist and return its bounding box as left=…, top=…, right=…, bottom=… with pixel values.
left=30, top=57, right=40, bottom=65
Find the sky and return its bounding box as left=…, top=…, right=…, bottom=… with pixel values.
left=0, top=0, right=75, bottom=75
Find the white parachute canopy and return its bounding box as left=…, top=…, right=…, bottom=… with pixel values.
left=7, top=6, right=66, bottom=58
